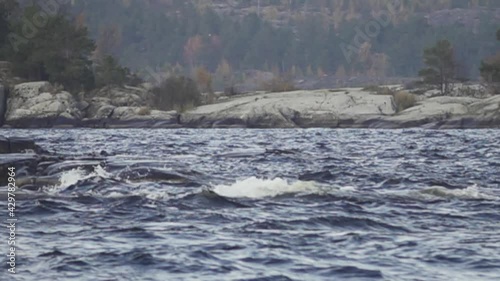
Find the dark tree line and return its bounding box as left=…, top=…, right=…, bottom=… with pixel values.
left=0, top=1, right=136, bottom=91
left=1, top=0, right=499, bottom=100
left=0, top=0, right=201, bottom=111
left=479, top=29, right=500, bottom=94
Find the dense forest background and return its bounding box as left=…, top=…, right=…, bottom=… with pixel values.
left=1, top=0, right=499, bottom=90
left=65, top=0, right=500, bottom=81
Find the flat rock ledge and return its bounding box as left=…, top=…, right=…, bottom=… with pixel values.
left=181, top=90, right=500, bottom=129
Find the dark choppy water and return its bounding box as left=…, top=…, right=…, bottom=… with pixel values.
left=1, top=129, right=500, bottom=281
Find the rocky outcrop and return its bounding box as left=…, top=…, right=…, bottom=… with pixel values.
left=81, top=85, right=179, bottom=128
left=2, top=82, right=180, bottom=128
left=4, top=82, right=82, bottom=128
left=382, top=95, right=500, bottom=128
left=181, top=89, right=396, bottom=128
left=181, top=89, right=500, bottom=129
left=82, top=106, right=180, bottom=128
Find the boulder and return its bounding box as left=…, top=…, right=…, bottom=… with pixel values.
left=4, top=82, right=82, bottom=128
left=0, top=153, right=39, bottom=185
left=8, top=137, right=37, bottom=153
left=0, top=136, right=44, bottom=185
left=88, top=85, right=155, bottom=108
left=82, top=85, right=179, bottom=128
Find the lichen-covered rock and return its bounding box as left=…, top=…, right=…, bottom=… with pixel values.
left=4, top=82, right=81, bottom=128
left=181, top=88, right=500, bottom=129
left=88, top=85, right=155, bottom=108
left=181, top=89, right=396, bottom=128
left=379, top=95, right=500, bottom=128
left=82, top=105, right=179, bottom=128
left=82, top=85, right=179, bottom=128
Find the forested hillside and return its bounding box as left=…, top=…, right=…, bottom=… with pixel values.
left=2, top=0, right=499, bottom=86
left=66, top=0, right=499, bottom=82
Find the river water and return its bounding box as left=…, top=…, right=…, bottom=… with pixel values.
left=1, top=129, right=500, bottom=281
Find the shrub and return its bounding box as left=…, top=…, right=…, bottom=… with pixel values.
left=137, top=107, right=151, bottom=116
left=394, top=91, right=417, bottom=112
left=224, top=86, right=240, bottom=96
left=152, top=76, right=201, bottom=112
left=261, top=76, right=296, bottom=92
left=480, top=53, right=500, bottom=95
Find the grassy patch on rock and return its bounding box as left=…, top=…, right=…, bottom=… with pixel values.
left=364, top=86, right=417, bottom=112
left=137, top=107, right=151, bottom=116
left=393, top=91, right=417, bottom=112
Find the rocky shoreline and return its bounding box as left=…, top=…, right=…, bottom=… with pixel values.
left=1, top=81, right=499, bottom=129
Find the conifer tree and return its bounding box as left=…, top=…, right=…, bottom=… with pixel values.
left=418, top=40, right=457, bottom=95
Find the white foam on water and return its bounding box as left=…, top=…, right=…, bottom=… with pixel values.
left=50, top=167, right=88, bottom=193
left=419, top=184, right=498, bottom=200
left=339, top=185, right=357, bottom=192
left=212, top=177, right=324, bottom=199
left=93, top=165, right=113, bottom=178
left=46, top=165, right=111, bottom=194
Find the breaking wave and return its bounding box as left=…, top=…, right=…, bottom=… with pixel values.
left=212, top=177, right=324, bottom=198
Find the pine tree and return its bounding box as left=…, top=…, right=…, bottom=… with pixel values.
left=0, top=0, right=17, bottom=59
left=479, top=29, right=500, bottom=94
left=8, top=5, right=95, bottom=91
left=418, top=40, right=457, bottom=95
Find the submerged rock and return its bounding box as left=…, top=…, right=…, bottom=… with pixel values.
left=0, top=136, right=45, bottom=154
left=0, top=153, right=39, bottom=185
left=0, top=136, right=105, bottom=188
